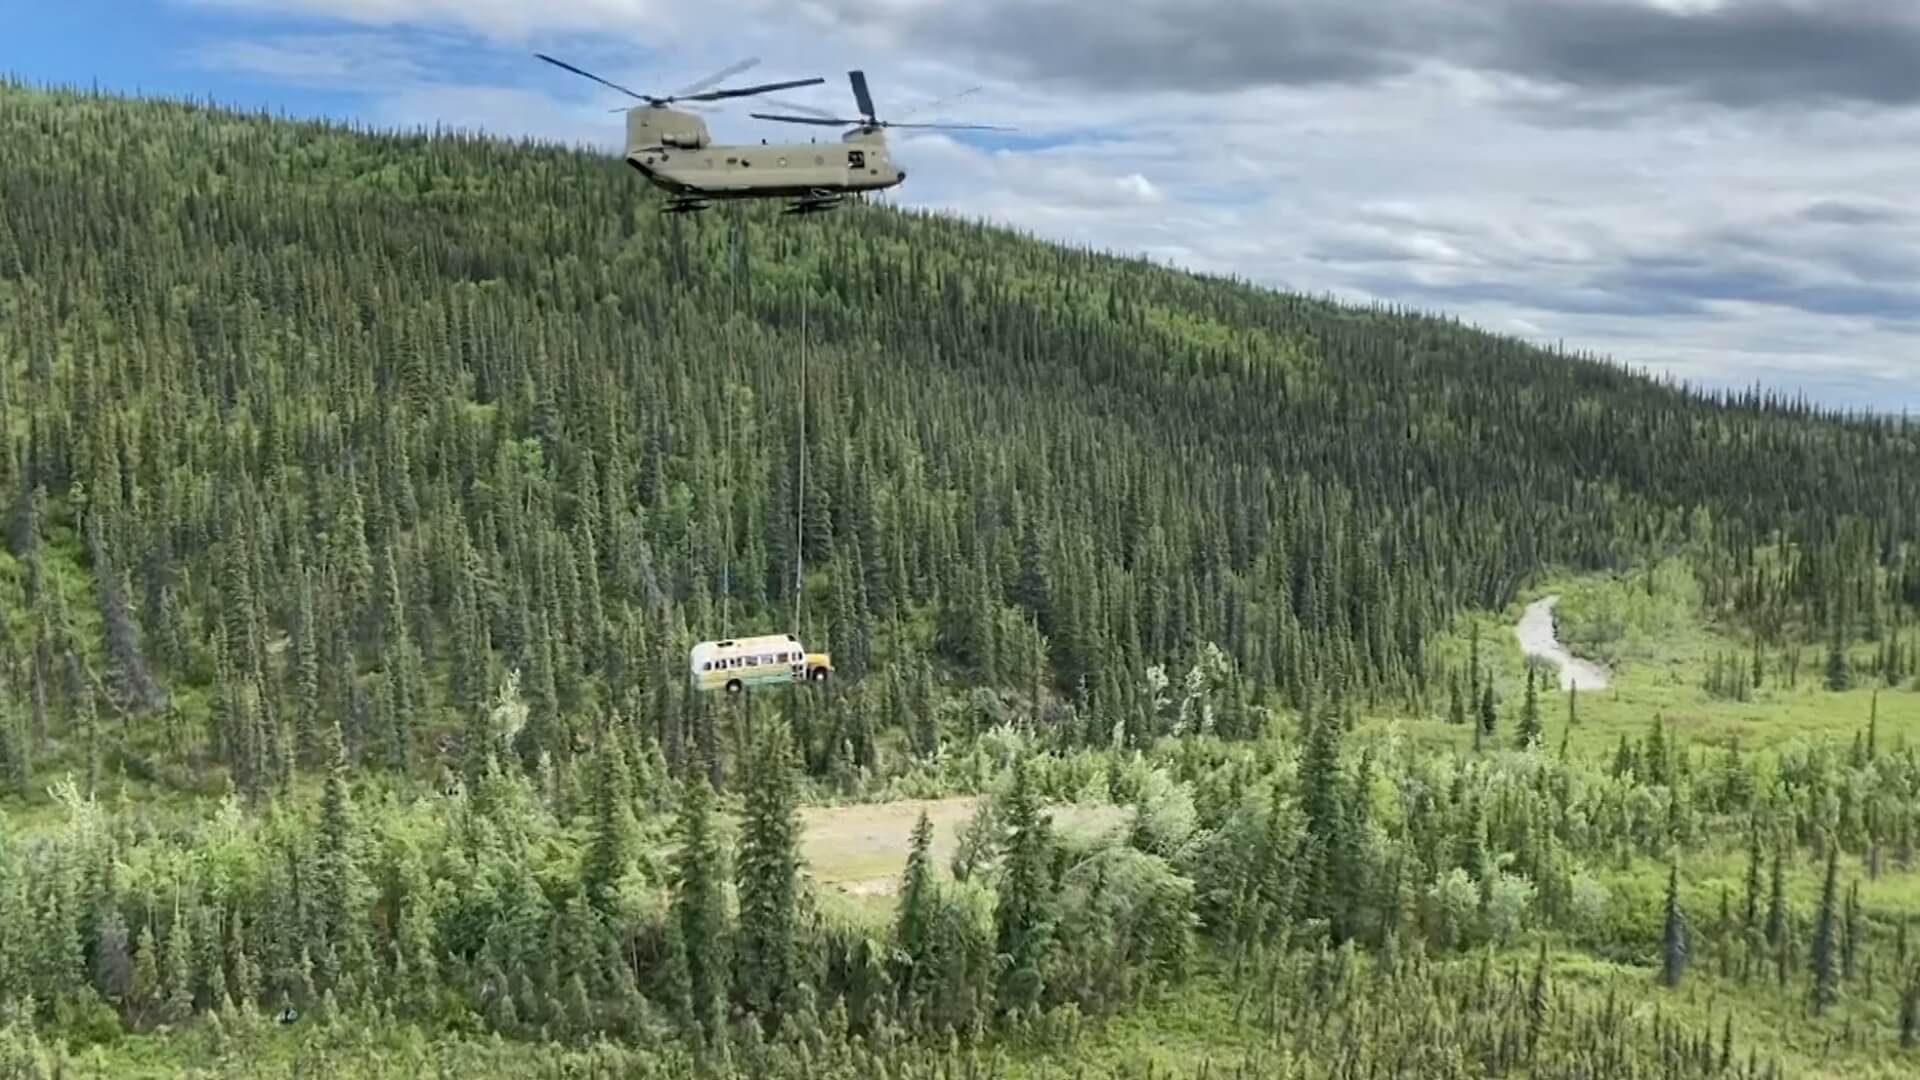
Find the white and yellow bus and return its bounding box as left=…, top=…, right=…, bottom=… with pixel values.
left=689, top=633, right=832, bottom=694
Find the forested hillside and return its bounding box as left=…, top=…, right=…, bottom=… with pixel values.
left=3, top=79, right=1920, bottom=1077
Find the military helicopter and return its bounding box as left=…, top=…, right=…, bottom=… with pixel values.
left=537, top=54, right=1008, bottom=214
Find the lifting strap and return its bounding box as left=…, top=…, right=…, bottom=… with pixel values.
left=794, top=291, right=807, bottom=632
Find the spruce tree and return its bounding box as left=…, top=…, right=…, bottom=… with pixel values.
left=1844, top=879, right=1861, bottom=983
left=1468, top=623, right=1482, bottom=706
left=77, top=679, right=99, bottom=799
left=1869, top=691, right=1879, bottom=759
left=1813, top=844, right=1840, bottom=1015
left=313, top=723, right=367, bottom=998
left=735, top=716, right=802, bottom=1027
left=1297, top=691, right=1347, bottom=934
left=1526, top=940, right=1549, bottom=1058
left=1826, top=630, right=1851, bottom=692
left=130, top=922, right=160, bottom=1022
left=0, top=692, right=27, bottom=796
left=1516, top=665, right=1541, bottom=749
left=671, top=771, right=729, bottom=1045
left=1663, top=860, right=1688, bottom=987
left=1766, top=844, right=1787, bottom=949
left=994, top=756, right=1055, bottom=1016
left=894, top=810, right=937, bottom=1015
left=580, top=726, right=634, bottom=916
left=1901, top=969, right=1920, bottom=1050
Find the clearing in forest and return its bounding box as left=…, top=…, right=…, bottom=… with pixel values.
left=799, top=796, right=1129, bottom=900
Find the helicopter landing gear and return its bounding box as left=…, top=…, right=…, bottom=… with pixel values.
left=664, top=197, right=713, bottom=214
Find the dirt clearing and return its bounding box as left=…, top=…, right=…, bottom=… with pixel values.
left=799, top=796, right=1128, bottom=900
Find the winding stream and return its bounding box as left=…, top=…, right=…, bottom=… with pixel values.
left=1514, top=595, right=1611, bottom=690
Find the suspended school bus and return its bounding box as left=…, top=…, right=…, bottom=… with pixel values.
left=690, top=634, right=832, bottom=693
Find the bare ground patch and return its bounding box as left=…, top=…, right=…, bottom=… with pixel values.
left=799, top=796, right=1127, bottom=900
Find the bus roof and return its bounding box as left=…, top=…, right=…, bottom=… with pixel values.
left=692, top=634, right=800, bottom=654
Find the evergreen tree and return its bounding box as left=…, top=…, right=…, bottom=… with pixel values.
left=894, top=810, right=938, bottom=1015
left=309, top=727, right=367, bottom=1001
left=735, top=715, right=802, bottom=1027
left=1813, top=844, right=1840, bottom=1015
left=1297, top=691, right=1348, bottom=935
left=1901, top=969, right=1920, bottom=1050
left=1766, top=844, right=1787, bottom=949
left=994, top=756, right=1055, bottom=1015
left=1869, top=691, right=1880, bottom=759
left=671, top=771, right=729, bottom=1045
left=1826, top=630, right=1851, bottom=692
left=1844, top=878, right=1860, bottom=982
left=580, top=725, right=635, bottom=915
left=1516, top=665, right=1541, bottom=749
left=1663, top=860, right=1688, bottom=987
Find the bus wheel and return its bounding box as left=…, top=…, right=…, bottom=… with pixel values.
left=726, top=679, right=743, bottom=694
left=808, top=668, right=829, bottom=684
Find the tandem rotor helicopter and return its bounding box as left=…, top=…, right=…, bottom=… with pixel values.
left=535, top=53, right=1011, bottom=214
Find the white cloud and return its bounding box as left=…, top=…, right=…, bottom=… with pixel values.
left=173, top=0, right=1920, bottom=411
left=181, top=0, right=686, bottom=40
left=186, top=33, right=436, bottom=89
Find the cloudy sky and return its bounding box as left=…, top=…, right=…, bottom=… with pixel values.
left=12, top=1, right=1920, bottom=413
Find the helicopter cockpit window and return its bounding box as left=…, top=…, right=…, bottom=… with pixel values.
left=848, top=149, right=865, bottom=169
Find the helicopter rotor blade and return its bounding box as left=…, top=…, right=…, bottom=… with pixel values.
left=751, top=112, right=860, bottom=126
left=675, top=57, right=759, bottom=97
left=760, top=96, right=839, bottom=120
left=895, top=85, right=980, bottom=122
left=884, top=121, right=1015, bottom=131
left=535, top=53, right=651, bottom=101
left=686, top=76, right=827, bottom=103
left=849, top=70, right=876, bottom=121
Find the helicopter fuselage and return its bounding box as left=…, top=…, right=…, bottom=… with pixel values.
left=622, top=105, right=904, bottom=201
